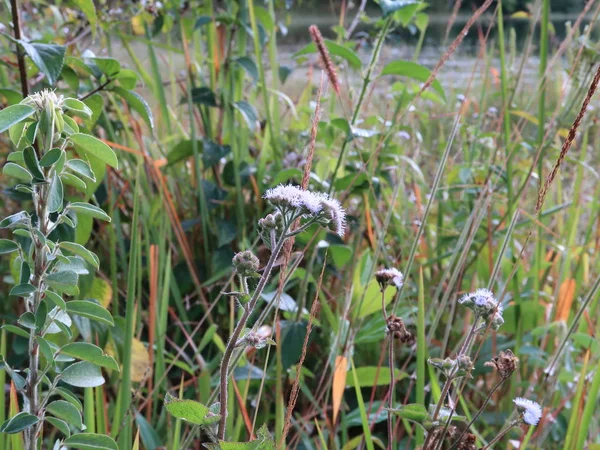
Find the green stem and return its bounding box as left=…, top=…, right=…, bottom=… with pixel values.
left=481, top=420, right=521, bottom=450
left=217, top=230, right=289, bottom=440
left=328, top=16, right=392, bottom=193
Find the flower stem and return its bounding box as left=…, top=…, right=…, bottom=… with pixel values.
left=217, top=232, right=288, bottom=440
left=480, top=420, right=520, bottom=450
left=387, top=336, right=395, bottom=450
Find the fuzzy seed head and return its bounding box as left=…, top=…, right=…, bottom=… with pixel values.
left=375, top=268, right=404, bottom=290
left=513, top=397, right=542, bottom=425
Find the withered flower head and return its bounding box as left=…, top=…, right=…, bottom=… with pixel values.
left=485, top=349, right=519, bottom=379
left=386, top=315, right=413, bottom=343
left=375, top=268, right=404, bottom=291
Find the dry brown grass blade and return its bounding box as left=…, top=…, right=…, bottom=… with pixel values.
left=279, top=258, right=326, bottom=449
left=536, top=64, right=600, bottom=212
left=555, top=278, right=576, bottom=322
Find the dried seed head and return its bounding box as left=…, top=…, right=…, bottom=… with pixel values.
left=386, top=315, right=413, bottom=343
left=232, top=250, right=260, bottom=277
left=485, top=349, right=519, bottom=379
left=513, top=397, right=542, bottom=426
left=308, top=25, right=340, bottom=95
left=375, top=268, right=404, bottom=291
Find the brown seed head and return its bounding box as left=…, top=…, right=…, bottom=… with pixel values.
left=485, top=349, right=519, bottom=379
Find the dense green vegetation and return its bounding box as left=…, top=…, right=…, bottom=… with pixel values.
left=0, top=0, right=599, bottom=449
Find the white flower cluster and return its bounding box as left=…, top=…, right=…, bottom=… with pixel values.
left=22, top=89, right=64, bottom=111
left=375, top=268, right=404, bottom=290
left=458, top=288, right=504, bottom=330
left=263, top=184, right=346, bottom=236
left=513, top=397, right=543, bottom=426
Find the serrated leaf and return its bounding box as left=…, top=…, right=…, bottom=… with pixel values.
left=47, top=400, right=83, bottom=430
left=60, top=361, right=104, bottom=387
left=63, top=434, right=118, bottom=450
left=66, top=300, right=114, bottom=326
left=20, top=41, right=66, bottom=85
left=60, top=342, right=119, bottom=371
left=0, top=104, right=36, bottom=133
left=0, top=412, right=39, bottom=434
left=112, top=87, right=154, bottom=130
left=164, top=393, right=219, bottom=425
left=70, top=133, right=118, bottom=169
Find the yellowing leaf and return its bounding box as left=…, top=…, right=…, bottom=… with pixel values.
left=131, top=15, right=145, bottom=36
left=106, top=338, right=151, bottom=382
left=88, top=277, right=113, bottom=308
left=332, top=355, right=348, bottom=424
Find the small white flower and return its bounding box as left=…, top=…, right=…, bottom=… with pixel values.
left=318, top=196, right=346, bottom=237
left=22, top=89, right=64, bottom=111
left=513, top=397, right=542, bottom=425
left=375, top=268, right=404, bottom=290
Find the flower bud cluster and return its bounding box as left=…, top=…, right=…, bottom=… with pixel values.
left=232, top=250, right=260, bottom=277
left=386, top=315, right=413, bottom=343
left=458, top=288, right=504, bottom=330
left=428, top=355, right=473, bottom=379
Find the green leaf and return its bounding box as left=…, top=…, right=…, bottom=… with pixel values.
left=3, top=162, right=32, bottom=181
left=0, top=239, right=19, bottom=255
left=379, top=60, right=445, bottom=100
left=45, top=290, right=67, bottom=310
left=47, top=173, right=64, bottom=213
left=66, top=300, right=114, bottom=326
left=60, top=361, right=105, bottom=388
left=63, top=114, right=80, bottom=135
left=390, top=403, right=430, bottom=424
left=10, top=283, right=36, bottom=296
left=71, top=0, right=97, bottom=34
left=37, top=336, right=54, bottom=365
left=18, top=312, right=36, bottom=329
left=45, top=270, right=79, bottom=295
left=70, top=133, right=118, bottom=169
left=45, top=417, right=71, bottom=437
left=22, top=147, right=44, bottom=180
left=0, top=104, right=36, bottom=133
left=1, top=324, right=30, bottom=338
left=45, top=307, right=72, bottom=335
left=20, top=41, right=66, bottom=86
left=66, top=159, right=96, bottom=181
left=69, top=202, right=111, bottom=222
left=59, top=242, right=99, bottom=269
left=190, top=87, right=217, bottom=106
left=294, top=40, right=362, bottom=70
left=86, top=57, right=121, bottom=78
left=234, top=57, right=258, bottom=84
left=0, top=211, right=29, bottom=229
left=0, top=412, right=39, bottom=434
left=377, top=0, right=422, bottom=17
left=61, top=172, right=87, bottom=192
left=112, top=87, right=154, bottom=130
left=233, top=101, right=258, bottom=131
left=63, top=434, right=118, bottom=450
left=47, top=400, right=83, bottom=430
left=164, top=393, right=219, bottom=425
left=39, top=148, right=63, bottom=167
left=63, top=98, right=93, bottom=118
left=350, top=366, right=407, bottom=387
left=60, top=342, right=119, bottom=371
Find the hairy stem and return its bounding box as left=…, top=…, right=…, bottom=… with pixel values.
left=217, top=232, right=288, bottom=440
left=480, top=420, right=521, bottom=450
left=387, top=336, right=395, bottom=450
